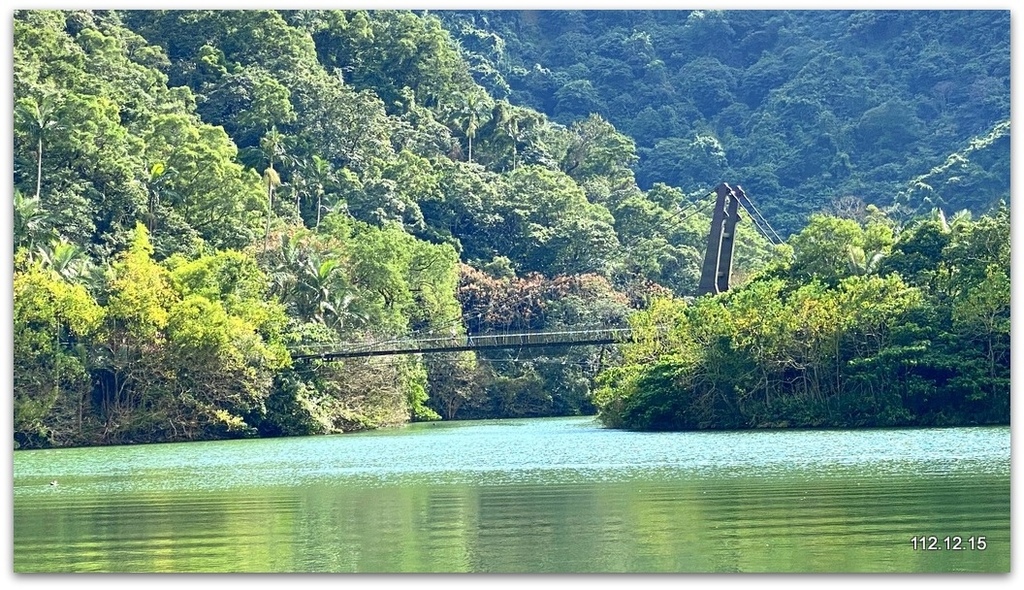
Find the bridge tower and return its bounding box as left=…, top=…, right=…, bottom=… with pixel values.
left=697, top=183, right=744, bottom=296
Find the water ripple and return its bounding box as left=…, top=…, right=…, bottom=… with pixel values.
left=14, top=417, right=1009, bottom=494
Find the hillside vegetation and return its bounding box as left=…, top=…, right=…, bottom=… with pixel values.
left=12, top=9, right=1008, bottom=447
left=442, top=10, right=1009, bottom=232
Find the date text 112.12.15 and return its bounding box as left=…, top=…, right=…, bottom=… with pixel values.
left=911, top=536, right=986, bottom=551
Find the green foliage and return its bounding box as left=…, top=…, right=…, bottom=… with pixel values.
left=596, top=209, right=1009, bottom=430
left=144, top=114, right=265, bottom=254
left=441, top=10, right=1008, bottom=234
left=481, top=165, right=622, bottom=276
left=14, top=8, right=1006, bottom=447
left=13, top=225, right=292, bottom=447
left=788, top=214, right=869, bottom=284
left=13, top=256, right=105, bottom=447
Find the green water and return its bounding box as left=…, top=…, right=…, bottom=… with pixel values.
left=13, top=416, right=1010, bottom=573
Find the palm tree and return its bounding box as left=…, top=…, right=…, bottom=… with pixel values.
left=80, top=263, right=112, bottom=302
left=846, top=245, right=885, bottom=277
left=145, top=162, right=179, bottom=236
left=304, top=155, right=337, bottom=228
left=456, top=91, right=492, bottom=163
left=948, top=209, right=973, bottom=231
left=268, top=232, right=301, bottom=307
left=493, top=101, right=526, bottom=171
left=38, top=240, right=90, bottom=281
left=930, top=207, right=950, bottom=232
left=298, top=255, right=343, bottom=325
left=13, top=189, right=54, bottom=251
left=263, top=167, right=282, bottom=250
left=275, top=136, right=308, bottom=223
left=295, top=251, right=366, bottom=332
left=261, top=127, right=285, bottom=250
left=14, top=94, right=60, bottom=200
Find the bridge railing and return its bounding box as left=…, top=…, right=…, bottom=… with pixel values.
left=289, top=326, right=636, bottom=360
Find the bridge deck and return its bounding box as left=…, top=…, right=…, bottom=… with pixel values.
left=290, top=327, right=633, bottom=360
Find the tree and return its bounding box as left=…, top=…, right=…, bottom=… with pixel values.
left=787, top=214, right=866, bottom=285
left=636, top=135, right=728, bottom=192
left=950, top=264, right=1010, bottom=414
left=94, top=223, right=177, bottom=440
left=424, top=352, right=486, bottom=420
left=491, top=100, right=524, bottom=170
left=302, top=154, right=336, bottom=227
left=295, top=254, right=357, bottom=330
left=261, top=126, right=285, bottom=249
left=36, top=239, right=91, bottom=282
left=453, top=90, right=493, bottom=163
left=553, top=79, right=605, bottom=121
left=144, top=114, right=265, bottom=254
left=485, top=165, right=621, bottom=276
left=560, top=113, right=638, bottom=185
left=13, top=189, right=56, bottom=252
left=196, top=64, right=296, bottom=149
left=14, top=93, right=61, bottom=199
left=13, top=257, right=104, bottom=447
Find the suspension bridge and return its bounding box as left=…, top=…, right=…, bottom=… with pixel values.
left=289, top=326, right=633, bottom=361
left=289, top=183, right=782, bottom=362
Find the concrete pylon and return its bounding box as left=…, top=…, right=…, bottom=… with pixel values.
left=697, top=183, right=741, bottom=296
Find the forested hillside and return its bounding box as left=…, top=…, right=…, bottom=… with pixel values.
left=441, top=10, right=1010, bottom=233
left=12, top=9, right=1009, bottom=447
left=595, top=205, right=1010, bottom=430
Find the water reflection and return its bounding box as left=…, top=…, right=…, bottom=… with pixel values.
left=14, top=417, right=1010, bottom=572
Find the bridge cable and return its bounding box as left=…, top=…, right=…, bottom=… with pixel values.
left=402, top=270, right=627, bottom=345
left=739, top=198, right=782, bottom=245
left=441, top=190, right=716, bottom=340
left=735, top=190, right=784, bottom=245
left=662, top=204, right=713, bottom=237
left=290, top=257, right=632, bottom=357
left=734, top=199, right=777, bottom=246
left=660, top=188, right=715, bottom=223
left=407, top=192, right=783, bottom=349
left=661, top=189, right=715, bottom=227
left=660, top=191, right=717, bottom=236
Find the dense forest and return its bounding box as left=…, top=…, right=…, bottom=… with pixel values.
left=441, top=10, right=1010, bottom=233
left=11, top=9, right=1009, bottom=448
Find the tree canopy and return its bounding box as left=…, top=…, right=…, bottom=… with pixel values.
left=12, top=9, right=1009, bottom=446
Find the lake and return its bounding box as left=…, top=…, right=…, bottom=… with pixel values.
left=12, top=416, right=1010, bottom=573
